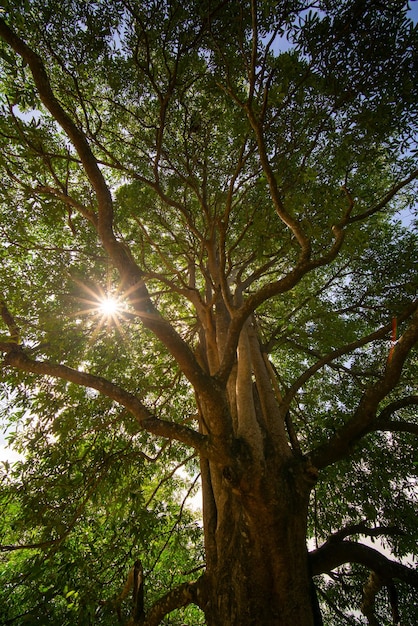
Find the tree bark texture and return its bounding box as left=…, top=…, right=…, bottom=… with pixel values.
left=201, top=463, right=317, bottom=625
left=195, top=320, right=320, bottom=626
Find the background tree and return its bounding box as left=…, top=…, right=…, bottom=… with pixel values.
left=0, top=0, right=417, bottom=624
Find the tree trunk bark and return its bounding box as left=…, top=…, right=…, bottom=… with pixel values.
left=200, top=456, right=319, bottom=626
left=195, top=320, right=320, bottom=625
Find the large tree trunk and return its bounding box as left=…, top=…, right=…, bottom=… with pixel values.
left=196, top=319, right=321, bottom=625
left=200, top=457, right=318, bottom=625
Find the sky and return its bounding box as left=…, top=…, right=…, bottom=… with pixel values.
left=409, top=1, right=418, bottom=21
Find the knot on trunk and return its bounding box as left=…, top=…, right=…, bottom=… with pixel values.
left=222, top=465, right=239, bottom=488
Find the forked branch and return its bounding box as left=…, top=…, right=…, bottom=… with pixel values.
left=365, top=395, right=418, bottom=436
left=0, top=18, right=216, bottom=398
left=312, top=532, right=416, bottom=624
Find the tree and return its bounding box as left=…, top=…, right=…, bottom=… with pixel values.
left=0, top=0, right=417, bottom=624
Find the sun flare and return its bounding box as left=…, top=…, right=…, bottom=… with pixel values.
left=98, top=296, right=120, bottom=317
left=72, top=279, right=135, bottom=344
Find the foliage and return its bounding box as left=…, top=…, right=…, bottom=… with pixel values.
left=0, top=0, right=417, bottom=624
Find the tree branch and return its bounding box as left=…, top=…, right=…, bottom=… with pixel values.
left=216, top=212, right=348, bottom=384
left=0, top=18, right=217, bottom=399
left=347, top=168, right=418, bottom=226
left=369, top=421, right=418, bottom=436
left=140, top=576, right=205, bottom=626
left=310, top=541, right=418, bottom=590
left=215, top=258, right=316, bottom=383
left=0, top=299, right=20, bottom=343
left=325, top=522, right=405, bottom=544
left=316, top=586, right=358, bottom=626
left=361, top=571, right=383, bottom=626
left=0, top=344, right=211, bottom=456
left=377, top=395, right=418, bottom=421
left=0, top=18, right=113, bottom=233
left=310, top=303, right=418, bottom=469
left=281, top=320, right=396, bottom=412
left=244, top=104, right=312, bottom=258
left=0, top=540, right=60, bottom=553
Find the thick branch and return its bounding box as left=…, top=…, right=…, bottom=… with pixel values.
left=0, top=18, right=115, bottom=236
left=361, top=571, right=383, bottom=626
left=141, top=576, right=205, bottom=626
left=0, top=19, right=217, bottom=398
left=1, top=299, right=20, bottom=342
left=310, top=541, right=418, bottom=589
left=369, top=421, right=418, bottom=436
left=377, top=395, right=418, bottom=421
left=310, top=304, right=418, bottom=469
left=215, top=258, right=314, bottom=383
left=1, top=344, right=211, bottom=456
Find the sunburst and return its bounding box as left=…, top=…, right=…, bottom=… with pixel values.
left=71, top=279, right=131, bottom=345
left=98, top=295, right=121, bottom=317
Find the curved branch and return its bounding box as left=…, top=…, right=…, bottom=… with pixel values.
left=0, top=18, right=114, bottom=233
left=283, top=302, right=418, bottom=417
left=366, top=396, right=418, bottom=435
left=35, top=185, right=98, bottom=227
left=282, top=323, right=391, bottom=409
left=0, top=18, right=215, bottom=397
left=326, top=522, right=405, bottom=543
left=142, top=575, right=205, bottom=626
left=377, top=395, right=418, bottom=421
left=1, top=344, right=211, bottom=456
left=310, top=541, right=418, bottom=589
left=347, top=168, right=418, bottom=226
left=244, top=104, right=312, bottom=258
left=310, top=304, right=418, bottom=469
